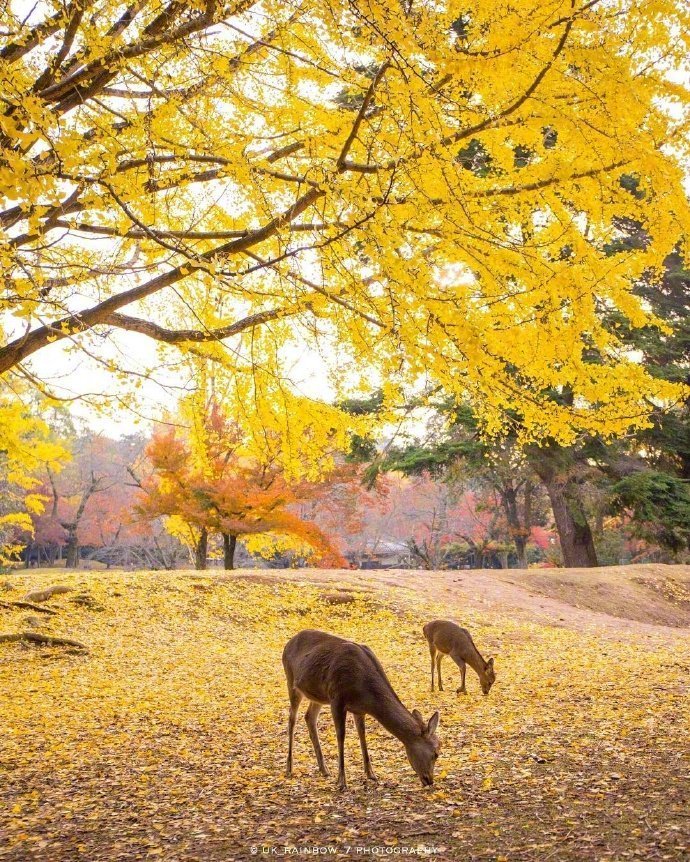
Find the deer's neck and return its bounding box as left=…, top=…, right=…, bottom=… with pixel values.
left=369, top=694, right=420, bottom=744
left=462, top=643, right=487, bottom=680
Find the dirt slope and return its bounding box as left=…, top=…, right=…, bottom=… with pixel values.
left=233, top=563, right=690, bottom=638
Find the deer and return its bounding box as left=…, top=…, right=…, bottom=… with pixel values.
left=423, top=620, right=496, bottom=696
left=282, top=629, right=441, bottom=790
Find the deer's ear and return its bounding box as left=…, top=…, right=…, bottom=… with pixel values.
left=411, top=709, right=425, bottom=729
left=486, top=657, right=494, bottom=669
left=426, top=711, right=440, bottom=735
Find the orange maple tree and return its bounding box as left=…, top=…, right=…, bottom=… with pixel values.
left=136, top=410, right=344, bottom=570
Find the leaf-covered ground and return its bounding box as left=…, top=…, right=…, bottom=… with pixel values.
left=1, top=568, right=689, bottom=861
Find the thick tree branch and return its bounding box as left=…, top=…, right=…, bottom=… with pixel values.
left=0, top=186, right=324, bottom=373
left=32, top=5, right=85, bottom=94
left=0, top=11, right=63, bottom=63
left=104, top=306, right=302, bottom=343
left=48, top=220, right=345, bottom=240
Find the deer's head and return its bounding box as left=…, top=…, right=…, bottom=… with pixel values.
left=406, top=710, right=441, bottom=786
left=480, top=657, right=496, bottom=695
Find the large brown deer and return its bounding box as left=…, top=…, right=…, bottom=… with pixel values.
left=282, top=629, right=441, bottom=790
left=423, top=620, right=496, bottom=696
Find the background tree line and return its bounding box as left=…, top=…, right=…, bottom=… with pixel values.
left=353, top=234, right=690, bottom=568
left=6, top=298, right=688, bottom=571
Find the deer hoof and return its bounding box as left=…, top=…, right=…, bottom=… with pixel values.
left=366, top=772, right=379, bottom=783
left=456, top=687, right=467, bottom=695
left=335, top=778, right=347, bottom=792
left=320, top=767, right=330, bottom=778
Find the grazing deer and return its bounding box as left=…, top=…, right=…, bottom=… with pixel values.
left=282, top=629, right=441, bottom=790
left=423, top=620, right=496, bottom=696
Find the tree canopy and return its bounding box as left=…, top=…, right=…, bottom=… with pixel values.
left=2, top=0, right=689, bottom=443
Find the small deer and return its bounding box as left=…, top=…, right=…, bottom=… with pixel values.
left=423, top=620, right=496, bottom=696
left=283, top=629, right=441, bottom=790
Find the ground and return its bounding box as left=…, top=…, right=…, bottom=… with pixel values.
left=1, top=564, right=689, bottom=862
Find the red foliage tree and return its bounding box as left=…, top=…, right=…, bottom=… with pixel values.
left=27, top=433, right=163, bottom=568
left=136, top=412, right=344, bottom=570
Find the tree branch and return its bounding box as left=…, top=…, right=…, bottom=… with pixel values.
left=103, top=306, right=302, bottom=343
left=0, top=11, right=64, bottom=63
left=340, top=15, right=575, bottom=175
left=0, top=600, right=57, bottom=615
left=49, top=220, right=344, bottom=241
left=468, top=160, right=628, bottom=199
left=0, top=632, right=88, bottom=650
left=0, top=186, right=323, bottom=373
left=336, top=61, right=390, bottom=171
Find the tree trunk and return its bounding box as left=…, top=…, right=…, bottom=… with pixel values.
left=519, top=481, right=535, bottom=568
left=513, top=535, right=527, bottom=568
left=500, top=485, right=528, bottom=568
left=61, top=472, right=102, bottom=570
left=223, top=533, right=237, bottom=570
left=539, top=474, right=598, bottom=567
left=152, top=534, right=174, bottom=570
left=47, top=544, right=58, bottom=567
left=529, top=443, right=599, bottom=569
left=64, top=531, right=79, bottom=568
left=194, top=528, right=208, bottom=570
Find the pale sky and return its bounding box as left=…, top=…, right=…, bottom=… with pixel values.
left=19, top=326, right=339, bottom=437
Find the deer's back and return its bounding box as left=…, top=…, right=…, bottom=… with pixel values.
left=283, top=629, right=393, bottom=710
left=424, top=619, right=475, bottom=657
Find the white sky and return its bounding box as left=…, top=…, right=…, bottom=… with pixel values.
left=20, top=328, right=338, bottom=437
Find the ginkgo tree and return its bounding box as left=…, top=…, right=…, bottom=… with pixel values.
left=1, top=0, right=689, bottom=444
left=0, top=394, right=67, bottom=562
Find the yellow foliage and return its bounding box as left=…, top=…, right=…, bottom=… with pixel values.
left=175, top=359, right=369, bottom=482
left=0, top=396, right=68, bottom=560
left=0, top=1, right=688, bottom=443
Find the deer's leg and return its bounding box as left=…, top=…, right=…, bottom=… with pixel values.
left=452, top=654, right=467, bottom=694
left=286, top=689, right=303, bottom=777
left=437, top=653, right=444, bottom=691
left=354, top=713, right=377, bottom=781
left=331, top=700, right=348, bottom=791
left=429, top=643, right=437, bottom=692
left=305, top=702, right=329, bottom=777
